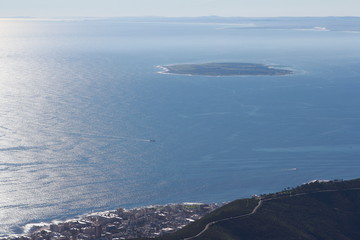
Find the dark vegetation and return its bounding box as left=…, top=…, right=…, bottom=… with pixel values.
left=138, top=178, right=360, bottom=240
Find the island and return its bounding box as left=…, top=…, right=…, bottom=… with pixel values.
left=158, top=62, right=293, bottom=76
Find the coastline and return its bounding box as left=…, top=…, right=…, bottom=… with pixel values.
left=2, top=202, right=220, bottom=240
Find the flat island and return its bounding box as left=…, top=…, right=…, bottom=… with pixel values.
left=159, top=62, right=293, bottom=76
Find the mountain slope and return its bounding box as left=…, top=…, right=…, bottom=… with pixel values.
left=143, top=179, right=360, bottom=240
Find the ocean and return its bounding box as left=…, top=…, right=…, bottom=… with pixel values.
left=0, top=18, right=360, bottom=236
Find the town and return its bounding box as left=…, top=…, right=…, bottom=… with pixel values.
left=4, top=203, right=219, bottom=240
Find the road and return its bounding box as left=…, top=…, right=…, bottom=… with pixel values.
left=182, top=187, right=360, bottom=240
left=183, top=199, right=263, bottom=240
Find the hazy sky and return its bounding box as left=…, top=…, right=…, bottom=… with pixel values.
left=0, top=0, right=359, bottom=17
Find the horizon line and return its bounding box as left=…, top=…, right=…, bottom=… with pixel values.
left=1, top=15, right=360, bottom=19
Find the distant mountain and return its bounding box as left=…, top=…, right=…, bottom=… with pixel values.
left=99, top=17, right=360, bottom=32
left=140, top=178, right=360, bottom=240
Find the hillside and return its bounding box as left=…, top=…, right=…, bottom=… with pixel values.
left=140, top=178, right=360, bottom=240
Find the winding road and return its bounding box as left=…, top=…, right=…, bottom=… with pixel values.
left=183, top=199, right=263, bottom=240
left=182, top=187, right=360, bottom=240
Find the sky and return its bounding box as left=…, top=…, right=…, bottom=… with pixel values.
left=0, top=0, right=359, bottom=18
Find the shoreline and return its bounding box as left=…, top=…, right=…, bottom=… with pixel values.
left=2, top=179, right=356, bottom=239
left=2, top=202, right=220, bottom=240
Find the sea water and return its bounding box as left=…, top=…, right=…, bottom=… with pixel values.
left=0, top=19, right=360, bottom=236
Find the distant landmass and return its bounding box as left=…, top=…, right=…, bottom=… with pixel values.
left=158, top=63, right=293, bottom=76
left=142, top=178, right=360, bottom=240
